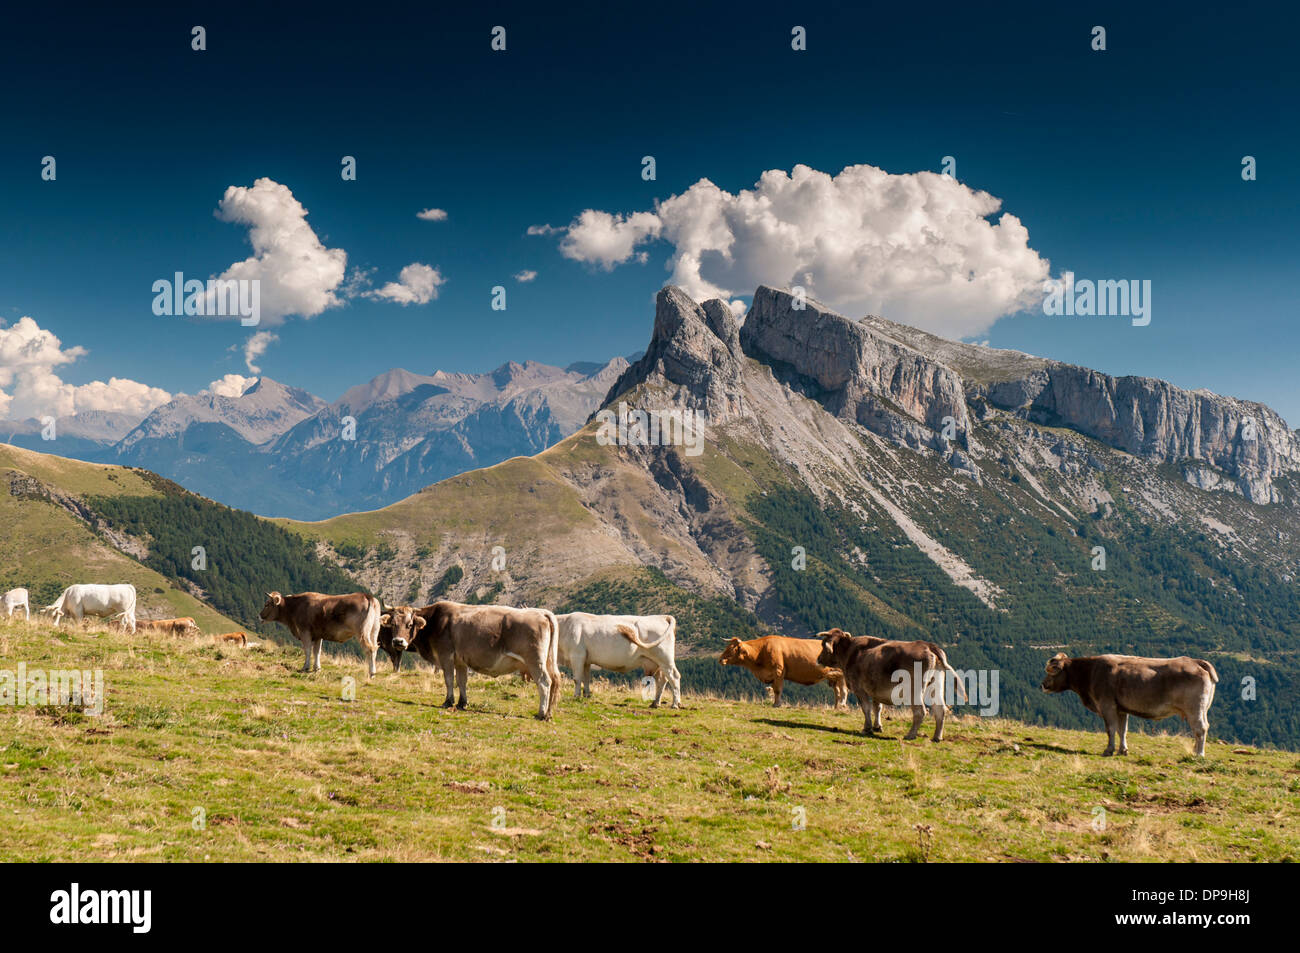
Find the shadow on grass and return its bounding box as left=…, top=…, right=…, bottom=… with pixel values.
left=754, top=717, right=895, bottom=740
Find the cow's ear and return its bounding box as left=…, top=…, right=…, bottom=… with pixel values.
left=379, top=613, right=392, bottom=626
left=414, top=616, right=427, bottom=630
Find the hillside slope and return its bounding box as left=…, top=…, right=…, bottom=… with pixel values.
left=0, top=444, right=354, bottom=637
left=281, top=286, right=1300, bottom=749
left=1, top=617, right=1295, bottom=862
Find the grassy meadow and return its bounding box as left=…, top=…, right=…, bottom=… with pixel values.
left=1, top=616, right=1296, bottom=862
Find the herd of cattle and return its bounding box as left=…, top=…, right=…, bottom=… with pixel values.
left=3, top=583, right=1220, bottom=757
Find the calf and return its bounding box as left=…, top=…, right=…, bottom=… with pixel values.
left=420, top=601, right=561, bottom=719
left=259, top=591, right=383, bottom=676
left=719, top=635, right=847, bottom=708
left=3, top=587, right=30, bottom=621
left=557, top=612, right=681, bottom=708
left=215, top=632, right=248, bottom=646
left=817, top=629, right=951, bottom=742
left=1041, top=653, right=1218, bottom=756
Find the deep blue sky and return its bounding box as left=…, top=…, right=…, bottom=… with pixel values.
left=3, top=2, right=1298, bottom=421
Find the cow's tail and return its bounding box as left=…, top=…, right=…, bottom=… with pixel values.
left=363, top=594, right=382, bottom=649
left=933, top=647, right=966, bottom=706
left=1196, top=659, right=1219, bottom=684
left=544, top=610, right=560, bottom=674
left=615, top=615, right=674, bottom=650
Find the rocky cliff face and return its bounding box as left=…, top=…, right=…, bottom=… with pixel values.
left=976, top=366, right=1299, bottom=504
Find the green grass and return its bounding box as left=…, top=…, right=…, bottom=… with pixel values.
left=1, top=617, right=1296, bottom=862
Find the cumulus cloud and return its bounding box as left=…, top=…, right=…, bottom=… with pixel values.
left=367, top=262, right=445, bottom=305
left=543, top=163, right=1051, bottom=337
left=417, top=208, right=448, bottom=221
left=513, top=270, right=538, bottom=283
left=242, top=331, right=278, bottom=374
left=206, top=373, right=257, bottom=398
left=213, top=178, right=348, bottom=325
left=0, top=316, right=171, bottom=421
left=558, top=210, right=661, bottom=270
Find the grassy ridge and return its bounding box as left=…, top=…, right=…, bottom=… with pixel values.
left=2, top=617, right=1296, bottom=862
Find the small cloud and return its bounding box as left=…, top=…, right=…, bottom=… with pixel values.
left=513, top=270, right=538, bottom=283
left=205, top=373, right=257, bottom=398
left=417, top=208, right=448, bottom=222
left=367, top=263, right=445, bottom=306
left=243, top=331, right=278, bottom=374
left=526, top=224, right=561, bottom=236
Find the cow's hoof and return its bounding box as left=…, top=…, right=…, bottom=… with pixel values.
left=649, top=702, right=660, bottom=709
left=455, top=702, right=467, bottom=711
left=904, top=733, right=919, bottom=741
left=440, top=701, right=454, bottom=709
left=1101, top=750, right=1114, bottom=757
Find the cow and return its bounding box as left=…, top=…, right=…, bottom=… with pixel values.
left=215, top=632, right=248, bottom=646
left=259, top=591, right=383, bottom=676
left=1041, top=653, right=1218, bottom=757
left=3, top=587, right=30, bottom=621
left=135, top=617, right=200, bottom=637
left=557, top=612, right=682, bottom=708
left=377, top=604, right=431, bottom=672
left=719, top=635, right=848, bottom=708
left=418, top=601, right=561, bottom=719
left=817, top=629, right=958, bottom=742
left=45, top=584, right=137, bottom=633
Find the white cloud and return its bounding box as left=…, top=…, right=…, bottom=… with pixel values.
left=206, top=373, right=257, bottom=398
left=417, top=208, right=448, bottom=221
left=242, top=331, right=278, bottom=374
left=513, top=270, right=538, bottom=283
left=526, top=224, right=561, bottom=236
left=367, top=262, right=445, bottom=305
left=0, top=316, right=171, bottom=420
left=213, top=178, right=347, bottom=326
left=547, top=163, right=1051, bottom=337
left=558, top=210, right=661, bottom=270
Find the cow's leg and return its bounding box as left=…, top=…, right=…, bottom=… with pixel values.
left=365, top=641, right=377, bottom=678
left=871, top=700, right=884, bottom=732
left=312, top=638, right=326, bottom=672
left=930, top=698, right=946, bottom=743
left=440, top=664, right=456, bottom=708
left=649, top=667, right=669, bottom=708
left=904, top=704, right=924, bottom=740
left=771, top=673, right=785, bottom=707
left=667, top=665, right=682, bottom=709
left=298, top=633, right=313, bottom=673
left=1116, top=712, right=1129, bottom=755
left=858, top=695, right=874, bottom=735
left=533, top=661, right=552, bottom=720
left=1098, top=704, right=1119, bottom=756
left=1192, top=703, right=1210, bottom=757
left=832, top=675, right=847, bottom=709
left=571, top=649, right=586, bottom=699
left=455, top=661, right=469, bottom=710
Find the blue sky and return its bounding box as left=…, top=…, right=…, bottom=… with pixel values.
left=2, top=2, right=1298, bottom=423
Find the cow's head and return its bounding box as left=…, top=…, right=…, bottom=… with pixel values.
left=817, top=628, right=852, bottom=668
left=1041, top=653, right=1071, bottom=693
left=718, top=637, right=752, bottom=666
left=378, top=605, right=426, bottom=671
left=260, top=592, right=284, bottom=622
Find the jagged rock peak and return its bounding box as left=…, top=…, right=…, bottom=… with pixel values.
left=599, top=286, right=746, bottom=421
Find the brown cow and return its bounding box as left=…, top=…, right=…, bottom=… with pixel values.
left=418, top=601, right=561, bottom=719
left=214, top=632, right=248, bottom=646
left=1041, top=653, right=1218, bottom=756
left=719, top=636, right=848, bottom=708
left=134, top=617, right=200, bottom=637
left=259, top=591, right=382, bottom=676
left=377, top=604, right=431, bottom=672
left=817, top=629, right=954, bottom=742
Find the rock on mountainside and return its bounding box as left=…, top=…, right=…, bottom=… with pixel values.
left=289, top=284, right=1300, bottom=748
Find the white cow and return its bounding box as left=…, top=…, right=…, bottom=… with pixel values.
left=3, top=587, right=30, bottom=621
left=556, top=612, right=681, bottom=708
left=46, top=583, right=137, bottom=633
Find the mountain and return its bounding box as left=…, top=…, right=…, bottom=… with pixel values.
left=2, top=358, right=631, bottom=520
left=282, top=285, right=1300, bottom=749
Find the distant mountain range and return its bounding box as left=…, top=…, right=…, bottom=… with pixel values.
left=0, top=357, right=630, bottom=518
